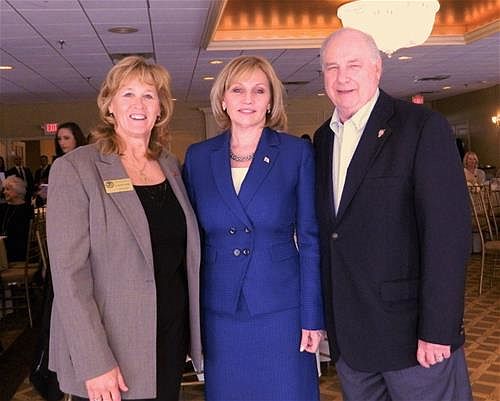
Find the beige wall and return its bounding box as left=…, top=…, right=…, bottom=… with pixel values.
left=430, top=85, right=500, bottom=168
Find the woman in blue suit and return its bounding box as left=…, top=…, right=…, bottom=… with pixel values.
left=183, top=56, right=324, bottom=401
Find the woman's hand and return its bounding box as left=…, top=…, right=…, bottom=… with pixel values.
left=86, top=366, right=128, bottom=401
left=299, top=329, right=325, bottom=353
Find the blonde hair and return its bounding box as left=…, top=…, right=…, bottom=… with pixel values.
left=210, top=56, right=287, bottom=131
left=463, top=151, right=479, bottom=167
left=91, top=56, right=174, bottom=159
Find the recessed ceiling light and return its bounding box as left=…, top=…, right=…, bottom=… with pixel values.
left=442, top=86, right=451, bottom=90
left=108, top=26, right=138, bottom=34
left=398, top=56, right=413, bottom=60
left=172, top=98, right=177, bottom=101
left=203, top=76, right=215, bottom=81
left=209, top=60, right=223, bottom=65
left=0, top=65, right=14, bottom=70
left=317, top=93, right=325, bottom=96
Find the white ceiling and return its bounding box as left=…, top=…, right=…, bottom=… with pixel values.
left=0, top=0, right=499, bottom=105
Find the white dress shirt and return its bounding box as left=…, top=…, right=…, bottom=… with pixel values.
left=330, top=89, right=380, bottom=213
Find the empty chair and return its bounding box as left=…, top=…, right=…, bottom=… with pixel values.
left=469, top=186, right=500, bottom=295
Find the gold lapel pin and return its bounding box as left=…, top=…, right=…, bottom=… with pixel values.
left=377, top=129, right=386, bottom=138
left=263, top=156, right=270, bottom=164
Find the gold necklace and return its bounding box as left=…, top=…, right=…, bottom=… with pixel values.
left=123, top=155, right=152, bottom=183
left=137, top=162, right=152, bottom=183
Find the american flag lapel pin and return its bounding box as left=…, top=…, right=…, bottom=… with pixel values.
left=377, top=129, right=386, bottom=138
left=263, top=156, right=270, bottom=164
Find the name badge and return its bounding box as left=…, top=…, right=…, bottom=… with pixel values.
left=103, top=178, right=133, bottom=193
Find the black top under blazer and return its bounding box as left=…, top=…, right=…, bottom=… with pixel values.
left=314, top=89, right=471, bottom=372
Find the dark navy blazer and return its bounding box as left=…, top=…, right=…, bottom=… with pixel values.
left=314, top=90, right=471, bottom=372
left=183, top=128, right=324, bottom=329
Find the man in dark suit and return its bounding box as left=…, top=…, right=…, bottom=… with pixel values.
left=314, top=28, right=472, bottom=400
left=6, top=155, right=34, bottom=200
left=34, top=155, right=51, bottom=185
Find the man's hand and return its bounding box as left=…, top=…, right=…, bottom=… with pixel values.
left=416, top=339, right=451, bottom=368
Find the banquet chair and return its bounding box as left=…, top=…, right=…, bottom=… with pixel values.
left=36, top=229, right=49, bottom=279
left=469, top=187, right=500, bottom=295
left=487, top=182, right=500, bottom=233
left=0, top=218, right=41, bottom=327
left=481, top=185, right=499, bottom=239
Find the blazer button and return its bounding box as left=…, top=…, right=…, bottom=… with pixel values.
left=244, top=227, right=251, bottom=233
left=228, top=228, right=236, bottom=235
left=242, top=248, right=250, bottom=256
left=233, top=248, right=241, bottom=256
left=331, top=232, right=339, bottom=240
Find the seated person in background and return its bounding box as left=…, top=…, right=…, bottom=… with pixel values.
left=0, top=176, right=34, bottom=262
left=463, top=151, right=486, bottom=185
left=32, top=177, right=48, bottom=208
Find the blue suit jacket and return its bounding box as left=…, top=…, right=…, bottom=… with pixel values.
left=314, top=90, right=471, bottom=372
left=183, top=128, right=324, bottom=329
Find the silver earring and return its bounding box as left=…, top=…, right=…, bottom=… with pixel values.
left=109, top=112, right=114, bottom=117
left=266, top=107, right=271, bottom=114
left=156, top=115, right=161, bottom=122
left=222, top=103, right=227, bottom=112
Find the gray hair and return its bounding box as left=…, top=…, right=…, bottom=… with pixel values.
left=3, top=175, right=27, bottom=198
left=320, top=28, right=381, bottom=70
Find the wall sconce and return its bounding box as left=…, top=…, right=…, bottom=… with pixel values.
left=492, top=115, right=500, bottom=127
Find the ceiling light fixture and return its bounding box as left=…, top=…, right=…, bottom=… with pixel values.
left=337, top=0, right=440, bottom=56
left=203, top=76, right=215, bottom=80
left=398, top=56, right=413, bottom=61
left=317, top=93, right=325, bottom=96
left=0, top=65, right=14, bottom=70
left=108, top=26, right=138, bottom=34
left=209, top=60, right=223, bottom=65
left=442, top=86, right=451, bottom=90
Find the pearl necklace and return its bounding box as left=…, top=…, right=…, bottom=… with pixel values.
left=229, top=150, right=255, bottom=162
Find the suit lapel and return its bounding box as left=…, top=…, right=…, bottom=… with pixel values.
left=238, top=128, right=279, bottom=209
left=95, top=153, right=153, bottom=267
left=317, top=122, right=337, bottom=225
left=335, top=92, right=394, bottom=223
left=210, top=132, right=253, bottom=228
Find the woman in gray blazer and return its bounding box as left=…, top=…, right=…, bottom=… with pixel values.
left=47, top=56, right=202, bottom=401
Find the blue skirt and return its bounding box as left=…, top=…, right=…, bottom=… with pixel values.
left=202, top=296, right=319, bottom=401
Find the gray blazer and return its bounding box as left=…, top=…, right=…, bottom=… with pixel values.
left=47, top=144, right=202, bottom=399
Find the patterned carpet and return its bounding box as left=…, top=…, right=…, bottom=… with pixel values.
left=4, top=255, right=500, bottom=401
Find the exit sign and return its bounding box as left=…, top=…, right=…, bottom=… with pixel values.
left=411, top=94, right=424, bottom=104
left=43, top=122, right=58, bottom=135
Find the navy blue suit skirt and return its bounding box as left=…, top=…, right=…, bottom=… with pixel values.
left=202, top=295, right=319, bottom=401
